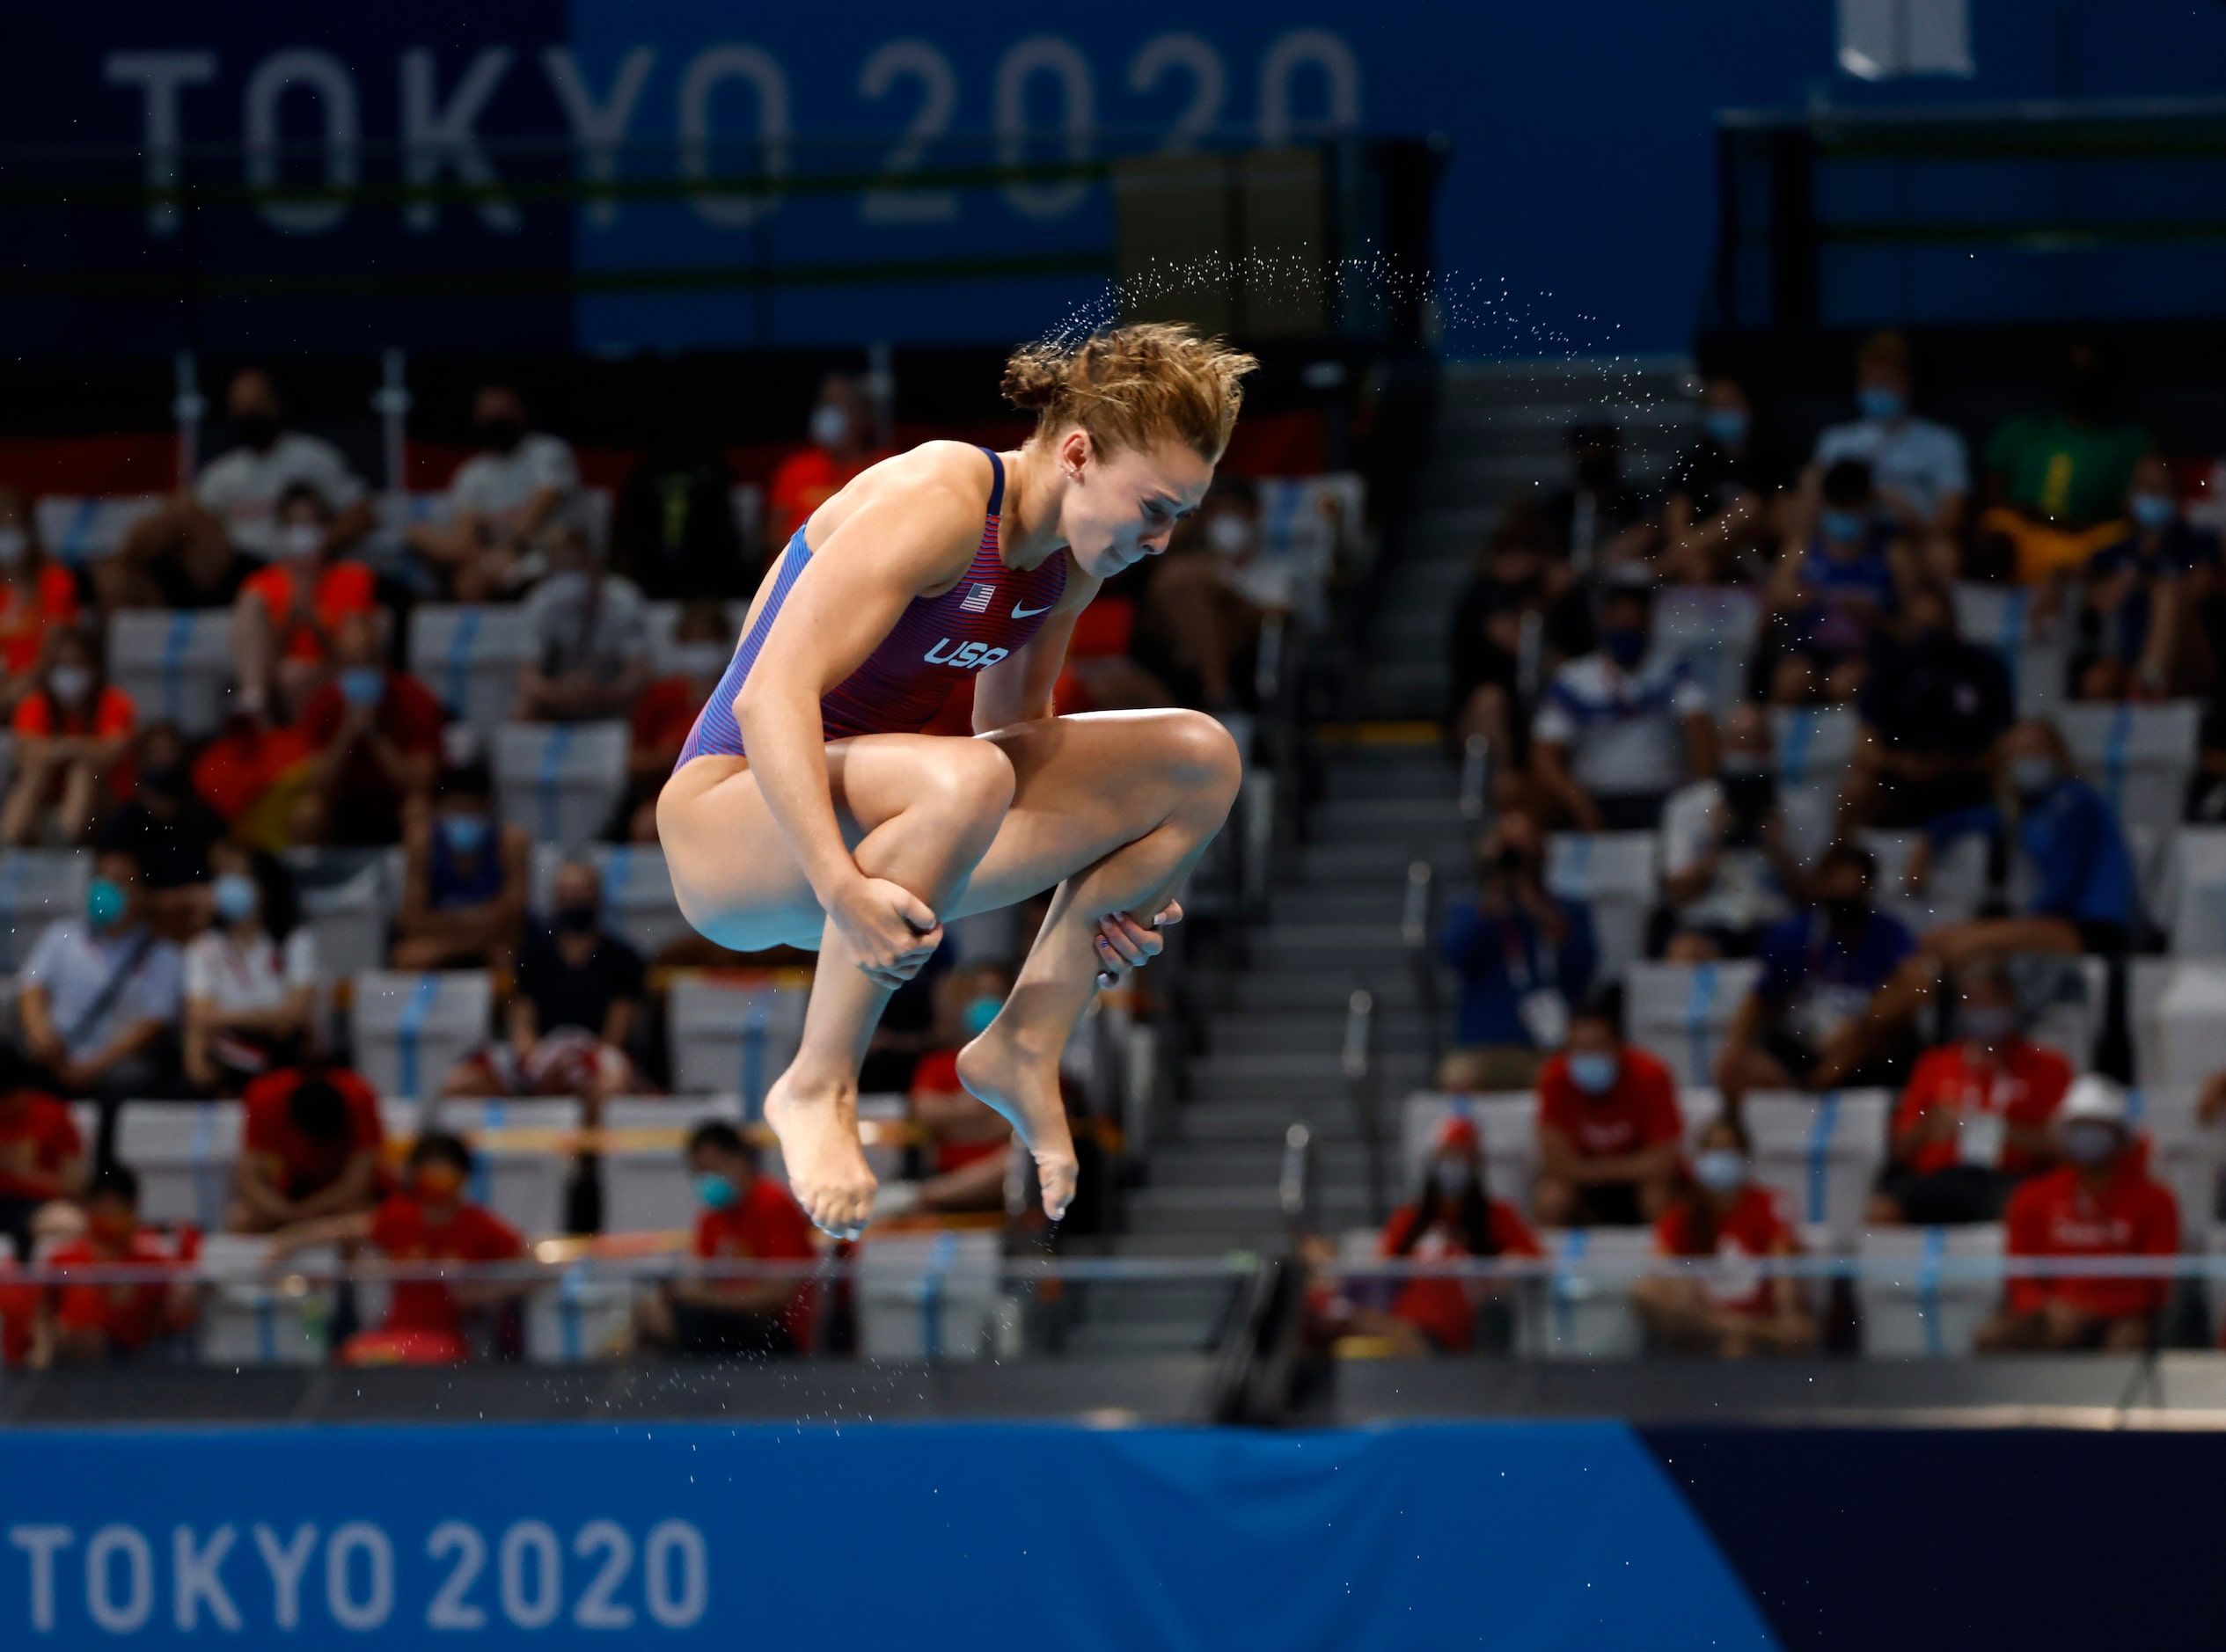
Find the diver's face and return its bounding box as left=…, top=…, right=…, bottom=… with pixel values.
left=1057, top=432, right=1214, bottom=578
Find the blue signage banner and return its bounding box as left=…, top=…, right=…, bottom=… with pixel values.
left=0, top=1421, right=1777, bottom=1648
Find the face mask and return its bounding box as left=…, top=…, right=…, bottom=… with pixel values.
left=439, top=814, right=491, bottom=856
left=1822, top=894, right=1870, bottom=932
left=2010, top=756, right=2058, bottom=799
left=48, top=664, right=92, bottom=705
left=339, top=666, right=385, bottom=709
left=0, top=527, right=27, bottom=567
left=1721, top=769, right=1776, bottom=821
left=282, top=522, right=324, bottom=560
left=234, top=411, right=281, bottom=451
left=963, top=995, right=1001, bottom=1038
left=1430, top=1159, right=1474, bottom=1200
left=1819, top=507, right=1867, bottom=545
left=213, top=872, right=259, bottom=925
left=809, top=403, right=852, bottom=450
left=1703, top=407, right=1749, bottom=448
left=1961, top=1005, right=2017, bottom=1046
left=1694, top=1148, right=1748, bottom=1195
left=1206, top=514, right=1255, bottom=557
left=1602, top=626, right=1648, bottom=669
left=2130, top=492, right=2176, bottom=531
left=86, top=877, right=125, bottom=929
left=1568, top=1051, right=1618, bottom=1096
left=414, top=1164, right=465, bottom=1202
left=671, top=642, right=730, bottom=680
left=1857, top=386, right=1906, bottom=421
left=553, top=902, right=599, bottom=936
left=695, top=1172, right=737, bottom=1210
left=475, top=417, right=524, bottom=454
left=2061, top=1122, right=2120, bottom=1168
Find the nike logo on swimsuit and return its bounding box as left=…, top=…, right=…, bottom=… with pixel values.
left=1011, top=602, right=1054, bottom=618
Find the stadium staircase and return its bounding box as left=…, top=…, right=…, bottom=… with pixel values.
left=1113, top=360, right=1701, bottom=1276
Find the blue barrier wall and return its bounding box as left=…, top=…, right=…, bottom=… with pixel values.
left=9, top=2, right=2226, bottom=355
left=0, top=1422, right=1775, bottom=1648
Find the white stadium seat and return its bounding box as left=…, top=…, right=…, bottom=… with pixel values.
left=1769, top=705, right=1858, bottom=865
left=854, top=1229, right=1001, bottom=1361
left=2164, top=828, right=2226, bottom=956
left=2059, top=701, right=2200, bottom=892
left=350, top=970, right=494, bottom=1099
left=33, top=494, right=163, bottom=564
left=1521, top=1226, right=1654, bottom=1360
left=1627, top=960, right=1761, bottom=1087
left=115, top=1100, right=241, bottom=1231
left=494, top=720, right=629, bottom=852
left=407, top=604, right=536, bottom=739
left=1402, top=1092, right=1537, bottom=1213
left=1718, top=1089, right=1892, bottom=1243
left=107, top=610, right=236, bottom=736
left=599, top=1095, right=745, bottom=1234
left=1545, top=831, right=1658, bottom=986
left=419, top=1095, right=581, bottom=1237
left=0, top=850, right=89, bottom=971
left=1953, top=581, right=2065, bottom=720
left=1857, top=1224, right=2005, bottom=1357
left=642, top=599, right=750, bottom=676
left=1656, top=586, right=1761, bottom=713
left=195, top=1234, right=335, bottom=1366
left=668, top=976, right=808, bottom=1111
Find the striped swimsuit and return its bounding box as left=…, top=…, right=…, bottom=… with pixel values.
left=676, top=448, right=1068, bottom=766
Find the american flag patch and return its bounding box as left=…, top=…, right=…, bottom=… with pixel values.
left=960, top=582, right=995, bottom=614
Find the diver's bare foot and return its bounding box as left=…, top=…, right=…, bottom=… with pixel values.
left=956, top=1029, right=1079, bottom=1221
left=763, top=1072, right=877, bottom=1239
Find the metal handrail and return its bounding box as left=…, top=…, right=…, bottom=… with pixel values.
left=1457, top=732, right=1492, bottom=826
left=1341, top=988, right=1385, bottom=1224
left=1402, top=858, right=1442, bottom=1075
left=1278, top=1122, right=1314, bottom=1247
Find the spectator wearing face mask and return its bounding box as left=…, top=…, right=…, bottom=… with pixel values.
left=2074, top=454, right=2220, bottom=702
left=1533, top=988, right=1682, bottom=1227
left=1868, top=961, right=2069, bottom=1225
left=271, top=1130, right=530, bottom=1366
left=1447, top=501, right=1592, bottom=766
left=1840, top=581, right=2013, bottom=847
left=766, top=374, right=877, bottom=548
left=1359, top=1115, right=1542, bottom=1356
left=1977, top=1077, right=2177, bottom=1352
left=442, top=859, right=646, bottom=1105
left=180, top=842, right=315, bottom=1097
left=231, top=482, right=378, bottom=723
left=1538, top=422, right=1656, bottom=572
left=515, top=523, right=653, bottom=722
left=903, top=965, right=1018, bottom=1214
left=108, top=369, right=359, bottom=614
left=622, top=599, right=734, bottom=840
left=1922, top=719, right=2136, bottom=970
left=1658, top=703, right=1805, bottom=961
left=1632, top=1114, right=1816, bottom=1357
left=1659, top=377, right=1791, bottom=584
left=228, top=1064, right=384, bottom=1234
left=1438, top=808, right=1597, bottom=1093
left=408, top=384, right=580, bottom=602
left=1761, top=458, right=1913, bottom=702
left=0, top=489, right=84, bottom=718
left=2, top=626, right=135, bottom=846
left=1716, top=843, right=1917, bottom=1103
left=294, top=610, right=445, bottom=846
left=392, top=761, right=529, bottom=972
left=635, top=1121, right=818, bottom=1357
left=1804, top=331, right=1968, bottom=578
left=18, top=848, right=184, bottom=1129
left=1531, top=569, right=1717, bottom=833
left=42, top=1166, right=200, bottom=1364
left=94, top=724, right=227, bottom=897
left=1140, top=479, right=1271, bottom=712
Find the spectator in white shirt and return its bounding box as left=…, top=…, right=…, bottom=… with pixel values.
left=1805, top=332, right=1968, bottom=579
left=407, top=384, right=581, bottom=601
left=194, top=369, right=372, bottom=560
left=181, top=842, right=318, bottom=1097
left=1531, top=572, right=1717, bottom=832
left=1658, top=703, right=1806, bottom=960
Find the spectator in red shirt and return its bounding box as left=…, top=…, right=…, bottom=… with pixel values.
left=0, top=488, right=84, bottom=718
left=273, top=1130, right=530, bottom=1365
left=1366, top=1114, right=1542, bottom=1355
left=228, top=1065, right=384, bottom=1234
left=2, top=627, right=135, bottom=846
left=0, top=1079, right=84, bottom=1261
left=634, top=1121, right=819, bottom=1356
left=1978, top=1077, right=2178, bottom=1352
left=621, top=598, right=733, bottom=841
left=1633, top=1114, right=1817, bottom=1356
left=295, top=611, right=444, bottom=846
left=765, top=375, right=875, bottom=548
left=1534, top=988, right=1682, bottom=1226
left=1870, top=961, right=2069, bottom=1225
left=45, top=1166, right=200, bottom=1363
left=231, top=482, right=378, bottom=721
